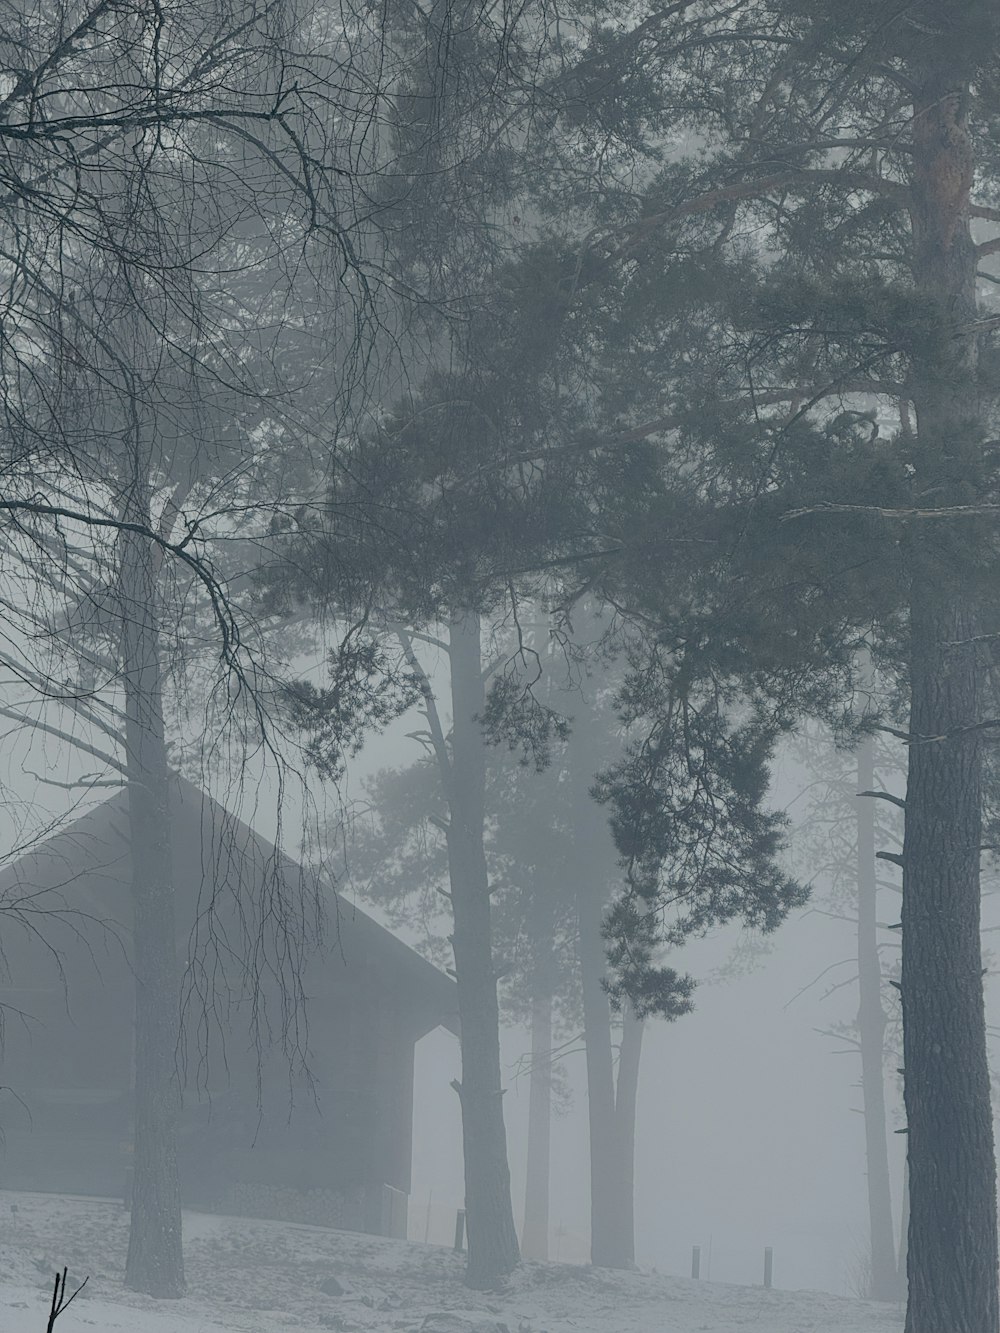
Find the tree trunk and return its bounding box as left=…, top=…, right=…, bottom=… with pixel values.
left=575, top=828, right=618, bottom=1264
left=446, top=612, right=521, bottom=1288
left=901, top=589, right=994, bottom=1332
left=902, top=57, right=998, bottom=1333
left=898, top=1154, right=909, bottom=1299
left=521, top=885, right=555, bottom=1262
left=120, top=487, right=185, bottom=1298
left=611, top=1003, right=644, bottom=1268
left=521, top=984, right=553, bottom=1261
left=856, top=730, right=897, bottom=1301
left=571, top=719, right=636, bottom=1269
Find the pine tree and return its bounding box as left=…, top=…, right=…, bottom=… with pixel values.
left=525, top=5, right=1000, bottom=1326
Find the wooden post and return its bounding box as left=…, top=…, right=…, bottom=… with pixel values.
left=763, top=1247, right=773, bottom=1289
left=454, top=1208, right=466, bottom=1252
left=691, top=1245, right=701, bottom=1278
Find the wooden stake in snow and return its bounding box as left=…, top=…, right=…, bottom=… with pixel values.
left=691, top=1246, right=701, bottom=1278
left=763, top=1248, right=774, bottom=1289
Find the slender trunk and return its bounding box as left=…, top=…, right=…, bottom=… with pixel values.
left=611, top=1003, right=644, bottom=1268
left=120, top=486, right=185, bottom=1298
left=574, top=828, right=617, bottom=1263
left=898, top=1155, right=909, bottom=1299
left=521, top=985, right=552, bottom=1260
left=446, top=612, right=520, bottom=1288
left=856, top=730, right=897, bottom=1301
left=571, top=719, right=635, bottom=1269
left=521, top=885, right=555, bottom=1262
left=902, top=59, right=998, bottom=1333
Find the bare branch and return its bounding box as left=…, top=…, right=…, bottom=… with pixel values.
left=782, top=500, right=1000, bottom=523
left=858, top=789, right=906, bottom=809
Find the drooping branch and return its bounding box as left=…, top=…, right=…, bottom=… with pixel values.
left=0, top=497, right=240, bottom=664
left=0, top=704, right=126, bottom=776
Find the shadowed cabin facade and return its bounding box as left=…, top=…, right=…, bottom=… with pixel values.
left=0, top=779, right=457, bottom=1238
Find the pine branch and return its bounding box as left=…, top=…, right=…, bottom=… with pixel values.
left=607, top=168, right=909, bottom=263
left=455, top=377, right=905, bottom=483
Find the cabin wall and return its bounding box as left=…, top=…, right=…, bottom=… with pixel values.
left=0, top=797, right=455, bottom=1240
left=0, top=911, right=435, bottom=1239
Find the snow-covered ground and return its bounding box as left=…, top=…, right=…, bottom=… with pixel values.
left=0, top=1192, right=904, bottom=1333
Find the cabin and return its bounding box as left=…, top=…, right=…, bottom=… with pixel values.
left=0, top=778, right=458, bottom=1238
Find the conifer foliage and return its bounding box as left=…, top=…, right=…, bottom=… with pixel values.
left=544, top=4, right=1000, bottom=1328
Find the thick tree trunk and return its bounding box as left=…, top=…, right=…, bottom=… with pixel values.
left=902, top=59, right=998, bottom=1333
left=446, top=612, right=521, bottom=1288
left=521, top=984, right=553, bottom=1261
left=120, top=492, right=185, bottom=1298
left=901, top=591, right=994, bottom=1332
left=856, top=731, right=897, bottom=1301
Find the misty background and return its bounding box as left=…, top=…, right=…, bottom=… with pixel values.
left=2, top=9, right=1000, bottom=1333
left=0, top=670, right=942, bottom=1297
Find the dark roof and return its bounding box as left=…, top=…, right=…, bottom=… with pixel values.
left=0, top=776, right=458, bottom=1036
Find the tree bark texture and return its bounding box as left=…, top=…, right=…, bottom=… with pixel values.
left=901, top=56, right=998, bottom=1333
left=902, top=591, right=994, bottom=1333
left=856, top=731, right=898, bottom=1301
left=446, top=612, right=521, bottom=1287
left=120, top=487, right=185, bottom=1298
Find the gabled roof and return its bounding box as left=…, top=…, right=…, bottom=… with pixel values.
left=0, top=775, right=458, bottom=1037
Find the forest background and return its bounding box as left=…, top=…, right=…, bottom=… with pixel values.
left=2, top=4, right=1000, bottom=1328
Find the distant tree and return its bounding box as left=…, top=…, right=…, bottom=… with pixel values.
left=343, top=636, right=578, bottom=1266
left=566, top=688, right=651, bottom=1272
left=279, top=599, right=528, bottom=1286
left=344, top=627, right=649, bottom=1268
left=788, top=707, right=907, bottom=1303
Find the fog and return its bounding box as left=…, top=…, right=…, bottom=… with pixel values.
left=2, top=5, right=1000, bottom=1333
left=0, top=685, right=915, bottom=1300
left=396, top=773, right=911, bottom=1294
